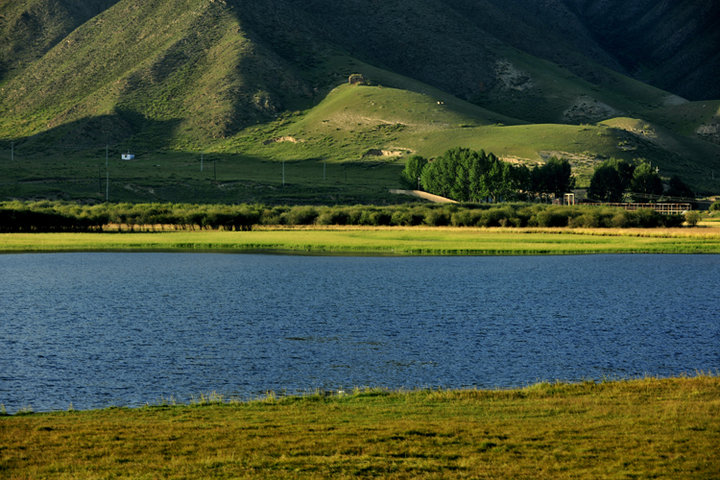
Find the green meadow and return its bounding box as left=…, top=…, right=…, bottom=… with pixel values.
left=2, top=226, right=720, bottom=255
left=1, top=376, right=718, bottom=479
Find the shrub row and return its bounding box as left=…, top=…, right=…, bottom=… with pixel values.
left=0, top=201, right=688, bottom=232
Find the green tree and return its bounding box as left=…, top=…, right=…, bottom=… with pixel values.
left=604, top=158, right=635, bottom=191
left=530, top=157, right=574, bottom=197
left=401, top=155, right=428, bottom=189
left=443, top=148, right=474, bottom=200
left=421, top=148, right=529, bottom=202
left=468, top=150, right=492, bottom=201
left=666, top=175, right=694, bottom=199
left=420, top=154, right=456, bottom=199
left=588, top=164, right=624, bottom=202
left=630, top=161, right=663, bottom=199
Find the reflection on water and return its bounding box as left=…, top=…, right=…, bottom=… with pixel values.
left=1, top=253, right=718, bottom=412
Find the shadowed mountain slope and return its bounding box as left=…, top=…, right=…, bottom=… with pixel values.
left=564, top=0, right=720, bottom=101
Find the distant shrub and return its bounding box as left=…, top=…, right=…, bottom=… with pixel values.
left=317, top=209, right=349, bottom=225
left=407, top=208, right=427, bottom=226
left=480, top=207, right=510, bottom=227
left=664, top=214, right=685, bottom=228
left=610, top=211, right=631, bottom=228
left=259, top=207, right=284, bottom=225
left=0, top=201, right=697, bottom=231
left=284, top=206, right=319, bottom=225
left=533, top=208, right=572, bottom=227
left=568, top=213, right=596, bottom=228
left=630, top=208, right=663, bottom=228
left=450, top=210, right=473, bottom=227
left=390, top=209, right=413, bottom=226
left=709, top=200, right=720, bottom=212
left=423, top=209, right=450, bottom=226
left=357, top=208, right=392, bottom=226
left=684, top=210, right=702, bottom=227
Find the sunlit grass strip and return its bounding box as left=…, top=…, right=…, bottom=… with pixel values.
left=1, top=377, right=718, bottom=479
left=2, top=227, right=720, bottom=255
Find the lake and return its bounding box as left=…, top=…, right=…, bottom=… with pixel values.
left=1, top=253, right=718, bottom=413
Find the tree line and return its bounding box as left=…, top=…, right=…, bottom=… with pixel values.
left=403, top=148, right=695, bottom=203
left=0, top=201, right=691, bottom=232
left=401, top=148, right=574, bottom=202
left=587, top=158, right=693, bottom=202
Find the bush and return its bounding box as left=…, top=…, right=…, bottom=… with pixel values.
left=684, top=210, right=702, bottom=227
left=0, top=201, right=699, bottom=231
left=709, top=200, right=720, bottom=212
left=316, top=209, right=349, bottom=225
left=663, top=214, right=685, bottom=228
left=568, top=213, right=598, bottom=228
left=390, top=210, right=413, bottom=226
left=284, top=206, right=319, bottom=225
left=358, top=209, right=392, bottom=226
left=631, top=209, right=663, bottom=228
left=610, top=211, right=631, bottom=228
left=533, top=208, right=572, bottom=227
left=451, top=210, right=473, bottom=227
left=423, top=209, right=450, bottom=226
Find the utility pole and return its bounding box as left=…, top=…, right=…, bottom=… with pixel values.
left=282, top=160, right=285, bottom=186
left=323, top=160, right=326, bottom=181
left=105, top=144, right=109, bottom=202
left=201, top=153, right=204, bottom=172
left=10, top=141, right=14, bottom=162
left=213, top=158, right=217, bottom=181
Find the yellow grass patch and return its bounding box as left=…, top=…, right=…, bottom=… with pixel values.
left=1, top=226, right=720, bottom=255
left=1, top=377, right=718, bottom=479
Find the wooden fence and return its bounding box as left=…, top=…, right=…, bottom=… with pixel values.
left=586, top=203, right=692, bottom=215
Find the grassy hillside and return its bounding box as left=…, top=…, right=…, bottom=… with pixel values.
left=0, top=0, right=719, bottom=202
left=0, top=0, right=314, bottom=145
left=2, top=80, right=719, bottom=203
left=0, top=0, right=119, bottom=81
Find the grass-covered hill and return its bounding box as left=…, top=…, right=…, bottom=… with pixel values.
left=0, top=0, right=718, bottom=203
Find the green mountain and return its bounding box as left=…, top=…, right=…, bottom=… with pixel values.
left=0, top=0, right=718, bottom=203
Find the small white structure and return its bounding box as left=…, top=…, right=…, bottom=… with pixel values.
left=121, top=152, right=135, bottom=160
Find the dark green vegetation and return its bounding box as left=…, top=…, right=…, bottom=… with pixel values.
left=1, top=377, right=719, bottom=479
left=1, top=0, right=719, bottom=203
left=0, top=200, right=690, bottom=232
left=406, top=148, right=574, bottom=202
left=587, top=157, right=678, bottom=202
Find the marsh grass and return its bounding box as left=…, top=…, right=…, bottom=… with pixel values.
left=1, top=226, right=720, bottom=255
left=1, top=377, right=718, bottom=479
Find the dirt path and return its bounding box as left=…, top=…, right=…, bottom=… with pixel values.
left=389, top=189, right=458, bottom=203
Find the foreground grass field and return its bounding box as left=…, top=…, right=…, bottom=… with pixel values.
left=1, top=377, right=718, bottom=479
left=2, top=225, right=720, bottom=255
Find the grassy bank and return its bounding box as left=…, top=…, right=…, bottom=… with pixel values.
left=1, top=377, right=718, bottom=479
left=2, top=226, right=720, bottom=255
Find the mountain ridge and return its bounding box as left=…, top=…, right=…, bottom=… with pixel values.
left=0, top=0, right=718, bottom=203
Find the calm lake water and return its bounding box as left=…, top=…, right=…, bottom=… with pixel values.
left=1, top=253, right=718, bottom=412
